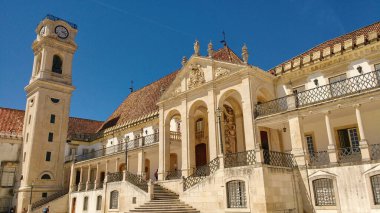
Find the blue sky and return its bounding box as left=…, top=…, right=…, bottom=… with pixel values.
left=1, top=0, right=380, bottom=121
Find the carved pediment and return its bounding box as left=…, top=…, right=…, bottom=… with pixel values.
left=188, top=64, right=205, bottom=89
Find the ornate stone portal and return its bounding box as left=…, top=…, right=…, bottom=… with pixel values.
left=223, top=104, right=237, bottom=154
left=188, top=64, right=205, bottom=89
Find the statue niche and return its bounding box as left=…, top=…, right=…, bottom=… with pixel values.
left=223, top=104, right=237, bottom=154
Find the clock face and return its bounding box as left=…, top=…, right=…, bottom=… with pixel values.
left=55, top=25, right=69, bottom=39
left=39, top=26, right=46, bottom=36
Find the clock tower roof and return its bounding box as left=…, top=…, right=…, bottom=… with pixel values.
left=44, top=14, right=78, bottom=29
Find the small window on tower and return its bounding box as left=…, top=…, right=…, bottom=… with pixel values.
left=46, top=152, right=51, bottom=161
left=48, top=132, right=54, bottom=142
left=42, top=192, right=48, bottom=198
left=52, top=55, right=63, bottom=74
left=50, top=114, right=56, bottom=124
left=28, top=115, right=32, bottom=124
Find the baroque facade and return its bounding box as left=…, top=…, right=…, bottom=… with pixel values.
left=1, top=15, right=380, bottom=213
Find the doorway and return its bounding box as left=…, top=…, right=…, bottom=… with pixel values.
left=170, top=153, right=178, bottom=171
left=260, top=131, right=270, bottom=164
left=71, top=198, right=76, bottom=213
left=145, top=159, right=150, bottom=180
left=195, top=143, right=207, bottom=167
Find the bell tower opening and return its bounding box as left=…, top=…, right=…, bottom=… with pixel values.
left=52, top=55, right=63, bottom=74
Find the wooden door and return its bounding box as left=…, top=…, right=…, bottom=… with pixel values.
left=195, top=143, right=207, bottom=167
left=71, top=198, right=76, bottom=213
left=145, top=159, right=150, bottom=180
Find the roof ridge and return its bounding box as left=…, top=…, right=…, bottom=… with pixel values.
left=68, top=116, right=103, bottom=123
left=0, top=107, right=25, bottom=112
left=129, top=69, right=180, bottom=94
left=268, top=19, right=380, bottom=72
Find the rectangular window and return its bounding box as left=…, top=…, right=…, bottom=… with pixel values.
left=28, top=115, right=32, bottom=124
left=23, top=153, right=26, bottom=162
left=46, top=152, right=51, bottom=161
left=313, top=178, right=336, bottom=206
left=0, top=168, right=16, bottom=187
left=96, top=196, right=102, bottom=210
left=42, top=192, right=47, bottom=198
left=337, top=128, right=359, bottom=148
left=227, top=180, right=247, bottom=208
left=83, top=196, right=88, bottom=211
left=50, top=114, right=56, bottom=124
left=26, top=133, right=29, bottom=143
left=48, top=132, right=54, bottom=142
left=305, top=135, right=314, bottom=155
left=371, top=175, right=380, bottom=205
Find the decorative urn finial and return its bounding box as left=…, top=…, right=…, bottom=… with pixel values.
left=242, top=43, right=249, bottom=64
left=194, top=40, right=200, bottom=56
left=207, top=41, right=213, bottom=57
left=181, top=56, right=188, bottom=67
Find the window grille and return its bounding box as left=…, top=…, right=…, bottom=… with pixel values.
left=0, top=168, right=15, bottom=187
left=227, top=180, right=247, bottom=208
left=371, top=175, right=380, bottom=205
left=305, top=135, right=314, bottom=155
left=96, top=196, right=102, bottom=210
left=83, top=196, right=88, bottom=211
left=110, top=191, right=119, bottom=209
left=313, top=178, right=336, bottom=206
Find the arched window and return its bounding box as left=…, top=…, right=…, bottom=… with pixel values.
left=41, top=174, right=51, bottom=180
left=110, top=190, right=119, bottom=209
left=226, top=180, right=246, bottom=208
left=313, top=178, right=336, bottom=206
left=83, top=196, right=88, bottom=211
left=96, top=195, right=102, bottom=210
left=371, top=175, right=380, bottom=204
left=52, top=55, right=63, bottom=74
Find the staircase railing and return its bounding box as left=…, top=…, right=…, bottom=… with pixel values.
left=166, top=170, right=182, bottom=180
left=183, top=157, right=220, bottom=191
left=107, top=172, right=123, bottom=182
left=125, top=171, right=148, bottom=192
left=263, top=150, right=296, bottom=168
left=31, top=189, right=69, bottom=210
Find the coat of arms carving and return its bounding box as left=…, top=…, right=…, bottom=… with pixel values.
left=215, top=67, right=230, bottom=78
left=188, top=64, right=205, bottom=89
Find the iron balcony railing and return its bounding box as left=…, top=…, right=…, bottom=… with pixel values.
left=224, top=150, right=256, bottom=168
left=169, top=131, right=181, bottom=141
left=183, top=157, right=220, bottom=191
left=69, top=132, right=159, bottom=162
left=308, top=150, right=330, bottom=166
left=165, top=170, right=182, bottom=180
left=256, top=70, right=380, bottom=117
left=263, top=150, right=296, bottom=168
left=337, top=147, right=361, bottom=163
left=370, top=144, right=380, bottom=160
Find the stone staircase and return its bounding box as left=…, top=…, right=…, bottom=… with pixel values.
left=128, top=184, right=200, bottom=213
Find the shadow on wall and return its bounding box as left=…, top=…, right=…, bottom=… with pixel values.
left=293, top=167, right=316, bottom=213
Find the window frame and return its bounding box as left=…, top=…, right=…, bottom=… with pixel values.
left=109, top=190, right=119, bottom=209
left=50, top=114, right=56, bottom=124
left=96, top=195, right=102, bottom=211
left=48, top=132, right=54, bottom=142
left=226, top=180, right=247, bottom=208
left=310, top=175, right=340, bottom=210
left=365, top=170, right=380, bottom=209
left=83, top=196, right=88, bottom=211
left=45, top=152, right=51, bottom=161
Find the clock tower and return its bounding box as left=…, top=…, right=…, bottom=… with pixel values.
left=17, top=15, right=78, bottom=212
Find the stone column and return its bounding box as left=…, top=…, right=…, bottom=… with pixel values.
left=104, top=160, right=109, bottom=182
left=94, top=163, right=100, bottom=189
left=241, top=78, right=256, bottom=151
left=115, top=158, right=119, bottom=172
left=325, top=112, right=337, bottom=163
left=137, top=150, right=145, bottom=177
left=69, top=163, right=76, bottom=192
left=288, top=115, right=306, bottom=166
left=207, top=89, right=218, bottom=160
left=79, top=167, right=83, bottom=190
left=355, top=104, right=370, bottom=161
left=180, top=100, right=190, bottom=177
left=86, top=165, right=91, bottom=190
left=158, top=107, right=167, bottom=180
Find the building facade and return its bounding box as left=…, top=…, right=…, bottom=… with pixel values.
left=1, top=15, right=380, bottom=213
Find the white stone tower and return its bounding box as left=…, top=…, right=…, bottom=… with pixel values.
left=17, top=15, right=78, bottom=212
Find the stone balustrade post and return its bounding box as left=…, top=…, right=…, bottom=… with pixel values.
left=218, top=155, right=224, bottom=169
left=148, top=180, right=154, bottom=200
left=325, top=112, right=338, bottom=164
left=122, top=170, right=126, bottom=182
left=355, top=104, right=370, bottom=161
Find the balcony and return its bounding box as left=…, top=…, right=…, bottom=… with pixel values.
left=256, top=70, right=380, bottom=117
left=169, top=131, right=181, bottom=142
left=308, top=151, right=330, bottom=166
left=337, top=147, right=361, bottom=163
left=69, top=132, right=159, bottom=163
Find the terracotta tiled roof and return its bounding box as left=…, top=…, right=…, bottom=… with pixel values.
left=98, top=70, right=179, bottom=131
left=269, top=20, right=380, bottom=74
left=0, top=107, right=25, bottom=134
left=212, top=46, right=244, bottom=64
left=0, top=107, right=102, bottom=136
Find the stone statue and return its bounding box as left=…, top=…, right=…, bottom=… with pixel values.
left=181, top=56, right=187, bottom=67
left=194, top=40, right=200, bottom=56
left=208, top=41, right=213, bottom=57
left=242, top=43, right=249, bottom=64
